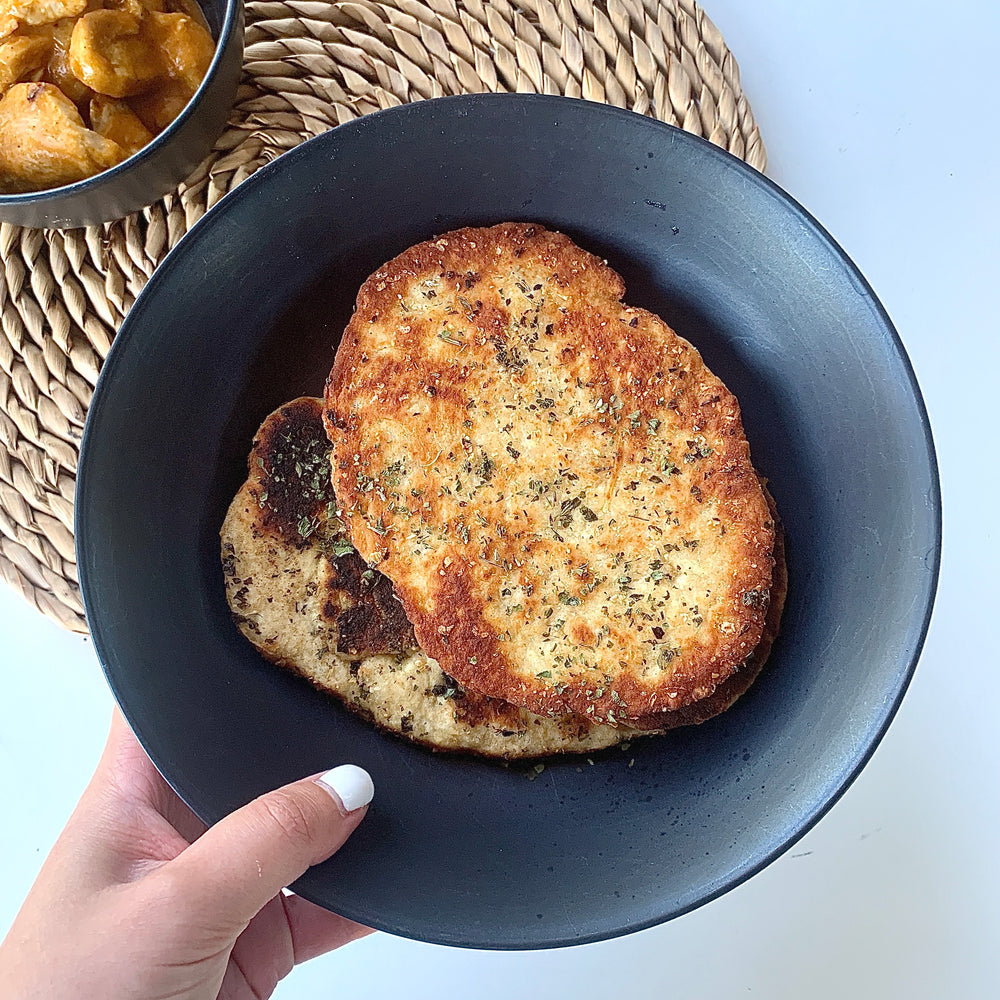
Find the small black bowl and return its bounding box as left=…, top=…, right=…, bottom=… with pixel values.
left=0, top=0, right=243, bottom=229
left=77, top=95, right=941, bottom=949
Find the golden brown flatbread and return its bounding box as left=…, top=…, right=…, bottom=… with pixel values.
left=221, top=398, right=785, bottom=757
left=220, top=397, right=637, bottom=758
left=324, top=223, right=775, bottom=723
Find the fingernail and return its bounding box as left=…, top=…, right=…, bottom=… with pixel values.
left=315, top=765, right=374, bottom=814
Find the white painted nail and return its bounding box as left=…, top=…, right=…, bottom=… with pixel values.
left=315, top=765, right=374, bottom=813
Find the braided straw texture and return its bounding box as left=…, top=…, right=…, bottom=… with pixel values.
left=0, top=0, right=765, bottom=633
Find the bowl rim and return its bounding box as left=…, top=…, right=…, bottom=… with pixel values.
left=76, top=93, right=943, bottom=949
left=0, top=0, right=243, bottom=208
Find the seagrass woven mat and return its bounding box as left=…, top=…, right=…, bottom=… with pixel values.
left=0, top=0, right=765, bottom=633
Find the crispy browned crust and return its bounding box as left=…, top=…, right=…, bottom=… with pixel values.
left=229, top=396, right=417, bottom=657
left=223, top=397, right=785, bottom=755
left=220, top=397, right=638, bottom=758
left=629, top=485, right=786, bottom=730
left=324, top=223, right=774, bottom=721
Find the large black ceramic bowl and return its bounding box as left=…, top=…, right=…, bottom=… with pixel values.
left=0, top=0, right=243, bottom=229
left=76, top=95, right=940, bottom=949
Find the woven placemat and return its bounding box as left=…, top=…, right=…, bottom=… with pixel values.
left=0, top=0, right=765, bottom=634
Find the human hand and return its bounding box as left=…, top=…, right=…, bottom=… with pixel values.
left=0, top=709, right=374, bottom=999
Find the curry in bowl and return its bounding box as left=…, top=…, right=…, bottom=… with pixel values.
left=0, top=0, right=214, bottom=193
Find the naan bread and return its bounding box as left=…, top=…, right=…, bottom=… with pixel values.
left=325, top=224, right=775, bottom=723
left=220, top=397, right=636, bottom=758
left=221, top=398, right=784, bottom=757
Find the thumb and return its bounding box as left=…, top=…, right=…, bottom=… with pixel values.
left=160, top=765, right=374, bottom=933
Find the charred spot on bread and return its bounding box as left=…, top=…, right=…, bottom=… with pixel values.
left=220, top=398, right=640, bottom=758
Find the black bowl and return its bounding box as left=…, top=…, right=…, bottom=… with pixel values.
left=76, top=95, right=940, bottom=949
left=0, top=0, right=243, bottom=229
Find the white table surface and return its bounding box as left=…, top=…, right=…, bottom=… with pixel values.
left=2, top=1, right=997, bottom=996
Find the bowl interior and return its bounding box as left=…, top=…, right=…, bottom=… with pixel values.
left=77, top=95, right=939, bottom=949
